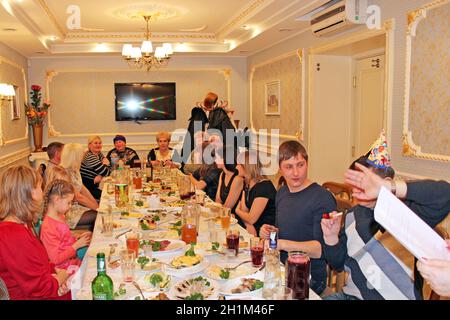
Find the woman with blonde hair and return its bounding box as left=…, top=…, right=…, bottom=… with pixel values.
left=60, top=143, right=98, bottom=211
left=0, top=165, right=70, bottom=299
left=235, top=150, right=276, bottom=236
left=45, top=166, right=97, bottom=232
left=80, top=135, right=110, bottom=200
left=147, top=132, right=180, bottom=168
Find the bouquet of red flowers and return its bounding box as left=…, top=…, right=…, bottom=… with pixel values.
left=25, top=85, right=50, bottom=125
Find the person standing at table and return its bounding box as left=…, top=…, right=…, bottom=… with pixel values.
left=147, top=132, right=180, bottom=168
left=106, top=134, right=140, bottom=168
left=259, top=141, right=336, bottom=297
left=0, top=166, right=70, bottom=300
left=80, top=135, right=110, bottom=200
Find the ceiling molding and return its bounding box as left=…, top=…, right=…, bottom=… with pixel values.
left=35, top=0, right=66, bottom=37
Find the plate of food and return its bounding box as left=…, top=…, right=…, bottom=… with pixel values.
left=139, top=272, right=171, bottom=292
left=164, top=245, right=209, bottom=275
left=218, top=274, right=264, bottom=297
left=192, top=241, right=224, bottom=256
left=86, top=244, right=119, bottom=259
left=135, top=256, right=161, bottom=271
left=131, top=292, right=171, bottom=300
left=145, top=229, right=180, bottom=240
left=139, top=239, right=186, bottom=256
left=169, top=276, right=218, bottom=300
left=205, top=264, right=258, bottom=281
left=113, top=220, right=134, bottom=232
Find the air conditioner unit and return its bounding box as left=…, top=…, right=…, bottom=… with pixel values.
left=310, top=0, right=367, bottom=37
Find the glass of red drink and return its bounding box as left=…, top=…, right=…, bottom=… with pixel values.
left=286, top=251, right=310, bottom=300
left=126, top=232, right=140, bottom=258
left=250, top=237, right=264, bottom=267
left=226, top=229, right=240, bottom=256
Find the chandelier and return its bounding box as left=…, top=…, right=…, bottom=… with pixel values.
left=121, top=15, right=173, bottom=71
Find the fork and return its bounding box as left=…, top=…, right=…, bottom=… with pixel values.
left=132, top=281, right=146, bottom=300
left=225, top=260, right=252, bottom=272
left=115, top=228, right=132, bottom=239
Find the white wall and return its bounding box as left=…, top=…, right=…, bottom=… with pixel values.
left=27, top=55, right=248, bottom=152
left=247, top=0, right=450, bottom=181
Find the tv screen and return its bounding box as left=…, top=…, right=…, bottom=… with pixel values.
left=114, top=83, right=176, bottom=121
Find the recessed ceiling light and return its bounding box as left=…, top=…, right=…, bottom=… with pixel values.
left=279, top=28, right=293, bottom=32
left=3, top=28, right=17, bottom=32
left=241, top=25, right=250, bottom=30
left=34, top=52, right=44, bottom=54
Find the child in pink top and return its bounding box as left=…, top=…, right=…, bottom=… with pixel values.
left=40, top=179, right=91, bottom=270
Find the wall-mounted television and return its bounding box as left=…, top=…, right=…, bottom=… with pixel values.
left=114, top=82, right=176, bottom=121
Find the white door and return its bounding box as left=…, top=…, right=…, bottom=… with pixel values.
left=309, top=55, right=353, bottom=184
left=352, top=54, right=385, bottom=158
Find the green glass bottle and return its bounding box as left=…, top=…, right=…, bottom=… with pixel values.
left=91, top=253, right=114, bottom=300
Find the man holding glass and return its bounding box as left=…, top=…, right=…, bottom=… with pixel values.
left=259, top=141, right=336, bottom=297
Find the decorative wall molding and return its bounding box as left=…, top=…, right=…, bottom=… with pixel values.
left=0, top=56, right=28, bottom=146
left=402, top=0, right=450, bottom=162
left=0, top=147, right=31, bottom=169
left=45, top=67, right=231, bottom=139
left=249, top=49, right=304, bottom=141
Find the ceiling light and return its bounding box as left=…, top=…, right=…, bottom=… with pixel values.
left=122, top=15, right=173, bottom=72
left=241, top=25, right=250, bottom=30
left=2, top=28, right=17, bottom=32
left=48, top=35, right=58, bottom=41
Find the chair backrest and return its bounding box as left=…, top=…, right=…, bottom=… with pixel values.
left=322, top=182, right=354, bottom=203
left=336, top=198, right=353, bottom=214
left=0, top=277, right=10, bottom=300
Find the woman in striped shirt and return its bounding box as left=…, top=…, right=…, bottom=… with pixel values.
left=80, top=136, right=110, bottom=200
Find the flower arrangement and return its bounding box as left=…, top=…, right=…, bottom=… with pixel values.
left=24, top=85, right=50, bottom=126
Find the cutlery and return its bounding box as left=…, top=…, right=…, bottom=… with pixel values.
left=132, top=281, right=146, bottom=300
left=115, top=228, right=132, bottom=239
left=253, top=262, right=266, bottom=273
left=225, top=260, right=252, bottom=272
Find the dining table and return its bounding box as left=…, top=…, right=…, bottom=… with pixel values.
left=71, top=169, right=320, bottom=301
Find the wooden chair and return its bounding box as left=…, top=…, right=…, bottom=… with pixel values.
left=322, top=181, right=354, bottom=204
left=428, top=225, right=449, bottom=300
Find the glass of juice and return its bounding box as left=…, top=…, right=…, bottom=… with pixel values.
left=286, top=251, right=310, bottom=300
left=250, top=237, right=264, bottom=267
left=226, top=229, right=240, bottom=256
left=181, top=223, right=197, bottom=244
left=126, top=232, right=140, bottom=258
left=114, top=183, right=129, bottom=208
left=220, top=207, right=231, bottom=230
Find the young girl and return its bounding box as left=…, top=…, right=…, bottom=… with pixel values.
left=40, top=179, right=91, bottom=271
left=45, top=165, right=97, bottom=231
left=0, top=165, right=70, bottom=300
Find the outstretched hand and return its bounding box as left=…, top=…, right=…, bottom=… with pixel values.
left=344, top=163, right=387, bottom=201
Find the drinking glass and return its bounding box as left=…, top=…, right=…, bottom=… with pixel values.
left=220, top=207, right=231, bottom=230
left=250, top=237, right=264, bottom=267
left=126, top=232, right=140, bottom=257
left=286, top=251, right=310, bottom=300
left=102, top=209, right=113, bottom=237
left=226, top=229, right=240, bottom=256
left=132, top=169, right=142, bottom=190
left=120, top=249, right=136, bottom=283
left=273, top=286, right=293, bottom=300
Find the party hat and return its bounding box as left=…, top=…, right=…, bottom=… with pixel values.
left=366, top=131, right=391, bottom=169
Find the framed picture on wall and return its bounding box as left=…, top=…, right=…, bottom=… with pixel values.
left=11, top=85, right=20, bottom=120
left=265, top=80, right=280, bottom=115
